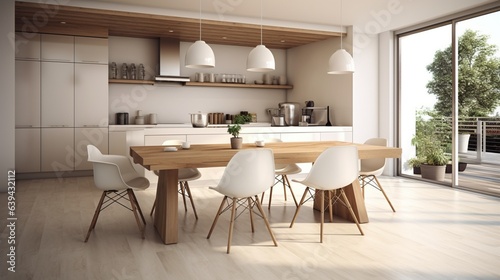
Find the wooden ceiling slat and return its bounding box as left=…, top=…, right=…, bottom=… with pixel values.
left=15, top=1, right=341, bottom=49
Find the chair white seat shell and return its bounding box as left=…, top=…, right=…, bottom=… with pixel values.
left=207, top=149, right=278, bottom=253
left=260, top=138, right=301, bottom=208
left=358, top=138, right=395, bottom=212
left=85, top=145, right=149, bottom=242
left=290, top=146, right=364, bottom=243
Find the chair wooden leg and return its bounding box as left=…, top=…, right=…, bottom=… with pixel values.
left=248, top=197, right=255, bottom=233
left=85, top=191, right=106, bottom=242
left=373, top=176, right=396, bottom=212
left=184, top=182, right=199, bottom=219
left=207, top=196, right=228, bottom=239
left=267, top=185, right=274, bottom=210
left=227, top=198, right=237, bottom=254
left=328, top=190, right=333, bottom=223
left=340, top=189, right=364, bottom=235
left=180, top=182, right=188, bottom=212
left=360, top=176, right=366, bottom=198
left=127, top=189, right=145, bottom=239
left=254, top=195, right=278, bottom=247
left=320, top=190, right=325, bottom=243
left=283, top=175, right=299, bottom=207
left=130, top=189, right=146, bottom=225
left=150, top=197, right=156, bottom=216
left=281, top=175, right=287, bottom=202
left=290, top=187, right=309, bottom=228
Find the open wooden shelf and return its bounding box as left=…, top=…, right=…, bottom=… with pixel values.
left=109, top=79, right=155, bottom=85
left=184, top=82, right=293, bottom=89
left=109, top=80, right=293, bottom=89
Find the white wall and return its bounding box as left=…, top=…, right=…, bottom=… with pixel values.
left=0, top=0, right=15, bottom=192
left=352, top=29, right=379, bottom=143
left=287, top=37, right=353, bottom=126
left=108, top=37, right=287, bottom=124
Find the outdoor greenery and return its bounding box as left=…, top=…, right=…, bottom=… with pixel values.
left=426, top=29, right=500, bottom=118
left=409, top=30, right=499, bottom=168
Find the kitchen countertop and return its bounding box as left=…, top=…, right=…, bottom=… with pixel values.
left=109, top=123, right=352, bottom=134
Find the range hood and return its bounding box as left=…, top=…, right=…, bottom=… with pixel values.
left=155, top=38, right=191, bottom=83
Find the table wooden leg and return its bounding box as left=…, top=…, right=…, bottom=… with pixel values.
left=313, top=179, right=369, bottom=223
left=154, top=169, right=179, bottom=244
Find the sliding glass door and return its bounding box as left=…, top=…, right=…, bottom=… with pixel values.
left=398, top=9, right=500, bottom=196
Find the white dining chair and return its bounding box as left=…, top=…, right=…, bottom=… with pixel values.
left=150, top=139, right=201, bottom=219
left=260, top=138, right=300, bottom=209
left=207, top=149, right=278, bottom=253
left=358, top=138, right=396, bottom=212
left=85, top=145, right=150, bottom=242
left=290, top=146, right=364, bottom=243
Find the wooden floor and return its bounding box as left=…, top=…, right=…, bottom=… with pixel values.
left=1, top=175, right=500, bottom=279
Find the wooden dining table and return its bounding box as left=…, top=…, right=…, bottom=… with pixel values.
left=130, top=141, right=402, bottom=244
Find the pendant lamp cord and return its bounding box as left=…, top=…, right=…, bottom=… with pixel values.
left=260, top=0, right=263, bottom=45
left=339, top=0, right=343, bottom=49
left=199, top=0, right=202, bottom=40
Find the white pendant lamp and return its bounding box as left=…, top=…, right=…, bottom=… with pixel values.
left=185, top=0, right=215, bottom=68
left=247, top=0, right=275, bottom=72
left=327, top=0, right=354, bottom=74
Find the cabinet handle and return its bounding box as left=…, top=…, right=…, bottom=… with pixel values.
left=80, top=60, right=100, bottom=63
left=16, top=125, right=34, bottom=128
left=83, top=125, right=99, bottom=127
left=49, top=125, right=68, bottom=127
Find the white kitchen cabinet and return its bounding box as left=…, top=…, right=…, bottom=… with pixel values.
left=41, top=34, right=74, bottom=62
left=74, top=128, right=109, bottom=170
left=281, top=132, right=321, bottom=142
left=41, top=128, right=74, bottom=172
left=320, top=132, right=353, bottom=142
left=75, top=37, right=108, bottom=64
left=144, top=135, right=186, bottom=145
left=15, top=60, right=40, bottom=127
left=15, top=128, right=41, bottom=173
left=187, top=134, right=231, bottom=144
left=240, top=133, right=280, bottom=143
left=75, top=63, right=108, bottom=127
left=15, top=32, right=40, bottom=60
left=41, top=62, right=74, bottom=127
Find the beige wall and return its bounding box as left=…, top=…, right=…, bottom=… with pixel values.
left=286, top=36, right=353, bottom=126
left=0, top=0, right=15, bottom=192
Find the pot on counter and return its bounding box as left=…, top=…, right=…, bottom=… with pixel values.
left=279, top=102, right=301, bottom=126
left=190, top=112, right=208, bottom=127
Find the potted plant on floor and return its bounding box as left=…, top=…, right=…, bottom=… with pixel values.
left=420, top=147, right=449, bottom=181
left=227, top=115, right=246, bottom=149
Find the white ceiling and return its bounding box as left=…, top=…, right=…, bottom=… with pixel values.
left=62, top=0, right=496, bottom=33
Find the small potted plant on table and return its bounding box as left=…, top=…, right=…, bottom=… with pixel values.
left=227, top=115, right=246, bottom=149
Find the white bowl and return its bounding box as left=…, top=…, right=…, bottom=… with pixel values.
left=255, top=140, right=265, bottom=147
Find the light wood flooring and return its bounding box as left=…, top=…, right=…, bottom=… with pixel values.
left=1, top=175, right=500, bottom=280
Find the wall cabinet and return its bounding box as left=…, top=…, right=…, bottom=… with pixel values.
left=15, top=128, right=41, bottom=173
left=15, top=60, right=40, bottom=127
left=41, top=62, right=74, bottom=127
left=75, top=63, right=109, bottom=127
left=41, top=128, right=74, bottom=172
left=15, top=33, right=110, bottom=174
left=75, top=37, right=108, bottom=64
left=41, top=34, right=74, bottom=62
left=15, top=32, right=40, bottom=60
